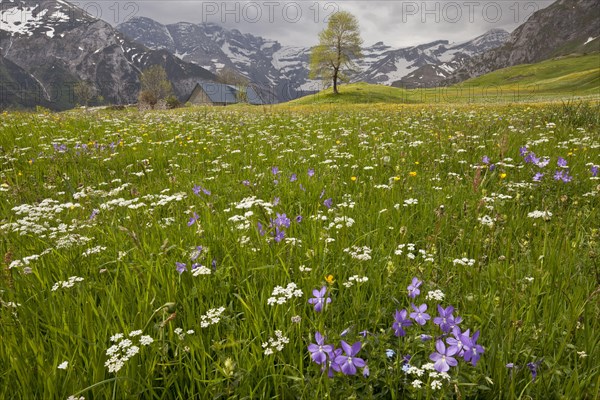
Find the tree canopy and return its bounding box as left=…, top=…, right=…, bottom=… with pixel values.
left=309, top=11, right=363, bottom=94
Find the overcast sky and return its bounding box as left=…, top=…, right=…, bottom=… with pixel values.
left=98, top=1, right=554, bottom=47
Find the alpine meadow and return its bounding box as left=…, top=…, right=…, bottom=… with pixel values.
left=1, top=0, right=600, bottom=398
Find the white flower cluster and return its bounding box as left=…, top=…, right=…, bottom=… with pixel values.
left=200, top=307, right=226, bottom=328
left=105, top=331, right=153, bottom=373
left=267, top=283, right=303, bottom=305
left=453, top=258, right=476, bottom=267
left=82, top=246, right=106, bottom=257
left=343, top=275, right=369, bottom=287
left=66, top=396, right=85, bottom=400
left=298, top=265, right=312, bottom=273
left=227, top=212, right=253, bottom=230
left=191, top=265, right=212, bottom=276
left=404, top=198, right=418, bottom=206
left=478, top=215, right=495, bottom=227
left=174, top=327, right=195, bottom=340
left=425, top=290, right=445, bottom=301
left=8, top=248, right=52, bottom=269
left=343, top=246, right=372, bottom=261
left=395, top=244, right=435, bottom=263
left=326, top=216, right=355, bottom=230
left=55, top=234, right=93, bottom=249
left=230, top=196, right=274, bottom=214
left=405, top=363, right=450, bottom=390
left=262, top=330, right=289, bottom=355
left=527, top=210, right=553, bottom=220
left=51, top=276, right=84, bottom=291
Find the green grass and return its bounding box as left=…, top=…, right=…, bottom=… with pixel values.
left=287, top=53, right=600, bottom=106
left=0, top=102, right=599, bottom=399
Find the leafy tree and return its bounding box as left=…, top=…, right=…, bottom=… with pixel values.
left=138, top=65, right=173, bottom=108
left=74, top=80, right=97, bottom=107
left=309, top=11, right=363, bottom=94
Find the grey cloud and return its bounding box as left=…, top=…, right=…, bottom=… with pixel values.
left=99, top=0, right=553, bottom=47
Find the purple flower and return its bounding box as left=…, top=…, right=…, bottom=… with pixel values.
left=308, top=286, right=331, bottom=312
left=392, top=309, right=412, bottom=337
left=447, top=327, right=472, bottom=357
left=410, top=303, right=430, bottom=326
left=325, top=348, right=342, bottom=377
left=335, top=341, right=366, bottom=375
left=89, top=209, right=99, bottom=220
left=525, top=152, right=540, bottom=165
left=295, top=215, right=302, bottom=223
left=290, top=173, right=297, bottom=182
left=257, top=222, right=265, bottom=236
left=192, top=185, right=201, bottom=195
left=190, top=246, right=203, bottom=261
left=187, top=212, right=199, bottom=227
left=211, top=259, right=217, bottom=271
left=533, top=172, right=544, bottom=182
left=519, top=146, right=528, bottom=157
left=557, top=157, right=567, bottom=167
left=489, top=164, right=496, bottom=171
left=429, top=340, right=458, bottom=373
left=362, top=365, right=370, bottom=377
left=274, top=213, right=291, bottom=228
left=536, top=158, right=549, bottom=168
left=407, top=277, right=422, bottom=298
left=420, top=334, right=433, bottom=342
left=554, top=170, right=572, bottom=182
left=308, top=168, right=315, bottom=177
left=175, top=262, right=187, bottom=275
left=323, top=198, right=333, bottom=208
left=463, top=330, right=484, bottom=366
left=242, top=180, right=250, bottom=186
left=482, top=155, right=490, bottom=164
left=308, top=332, right=333, bottom=365
left=273, top=197, right=280, bottom=206
left=433, top=305, right=456, bottom=333
left=591, top=165, right=599, bottom=177
left=271, top=166, right=279, bottom=175
left=273, top=227, right=285, bottom=243
left=527, top=360, right=542, bottom=382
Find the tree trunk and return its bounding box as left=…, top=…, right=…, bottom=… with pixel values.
left=333, top=67, right=339, bottom=94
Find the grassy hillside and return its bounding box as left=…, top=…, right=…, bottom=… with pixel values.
left=286, top=53, right=600, bottom=106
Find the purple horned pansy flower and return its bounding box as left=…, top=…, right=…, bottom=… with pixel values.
left=308, top=286, right=331, bottom=312
left=335, top=341, right=366, bottom=376
left=410, top=303, right=431, bottom=326
left=89, top=209, right=99, bottom=220
left=257, top=222, right=265, bottom=236
left=525, top=152, right=540, bottom=165
left=271, top=166, right=279, bottom=175
left=407, top=277, right=422, bottom=298
left=290, top=173, right=297, bottom=182
left=192, top=185, right=202, bottom=195
left=308, top=168, right=315, bottom=177
left=519, top=146, right=528, bottom=157
left=319, top=189, right=326, bottom=199
left=308, top=332, right=334, bottom=365
left=295, top=215, right=303, bottom=223
left=392, top=309, right=412, bottom=337
left=359, top=330, right=369, bottom=337
left=274, top=213, right=291, bottom=228
left=489, top=164, right=496, bottom=171
left=557, top=157, right=568, bottom=167
left=187, top=212, right=199, bottom=227
left=447, top=327, right=472, bottom=357
left=242, top=180, right=251, bottom=186
left=340, top=327, right=351, bottom=337
left=533, top=172, right=544, bottom=182
left=190, top=246, right=203, bottom=261
left=527, top=360, right=543, bottom=382
left=482, top=155, right=490, bottom=164
left=362, top=365, right=370, bottom=377
left=273, top=197, right=280, bottom=206
left=273, top=227, right=285, bottom=243
left=211, top=259, right=217, bottom=271
left=536, top=158, right=550, bottom=168
left=429, top=339, right=458, bottom=373
left=463, top=330, right=484, bottom=366
left=324, top=348, right=342, bottom=377
left=591, top=165, right=599, bottom=177
left=433, top=305, right=456, bottom=333
left=323, top=198, right=333, bottom=208
left=175, top=262, right=187, bottom=275
left=420, top=334, right=433, bottom=342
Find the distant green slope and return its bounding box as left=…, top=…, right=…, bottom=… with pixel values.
left=285, top=53, right=599, bottom=106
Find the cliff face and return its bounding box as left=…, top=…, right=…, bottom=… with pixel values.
left=447, top=0, right=600, bottom=84
left=0, top=0, right=215, bottom=110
